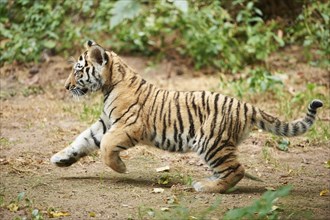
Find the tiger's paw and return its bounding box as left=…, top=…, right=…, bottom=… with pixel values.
left=50, top=151, right=79, bottom=167
left=108, top=160, right=127, bottom=173
left=192, top=179, right=228, bottom=193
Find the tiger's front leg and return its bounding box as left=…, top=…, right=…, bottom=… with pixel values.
left=100, top=127, right=137, bottom=173
left=51, top=118, right=108, bottom=167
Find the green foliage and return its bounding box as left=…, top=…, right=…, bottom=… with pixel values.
left=287, top=1, right=330, bottom=67
left=246, top=68, right=283, bottom=93
left=111, top=0, right=283, bottom=72
left=110, top=0, right=141, bottom=29
left=157, top=173, right=193, bottom=186
left=220, top=67, right=283, bottom=99
left=1, top=0, right=79, bottom=62
left=6, top=192, right=44, bottom=220
left=1, top=0, right=328, bottom=71
left=223, top=185, right=292, bottom=220
left=0, top=0, right=114, bottom=63
left=80, top=101, right=103, bottom=123
left=138, top=197, right=222, bottom=220
left=138, top=186, right=291, bottom=220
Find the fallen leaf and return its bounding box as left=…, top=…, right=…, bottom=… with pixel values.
left=320, top=189, right=329, bottom=196
left=89, top=212, right=96, bottom=217
left=324, top=160, right=330, bottom=169
left=161, top=207, right=170, bottom=212
left=147, top=210, right=155, bottom=217
left=265, top=186, right=276, bottom=191
left=153, top=188, right=165, bottom=193
left=156, top=165, right=170, bottom=172
left=166, top=195, right=178, bottom=204
left=48, top=211, right=70, bottom=218
left=7, top=203, right=18, bottom=212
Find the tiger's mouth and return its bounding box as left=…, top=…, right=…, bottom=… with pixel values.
left=70, top=87, right=88, bottom=96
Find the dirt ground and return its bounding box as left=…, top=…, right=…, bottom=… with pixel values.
left=0, top=48, right=329, bottom=219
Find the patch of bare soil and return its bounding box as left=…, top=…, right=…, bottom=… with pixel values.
left=0, top=50, right=329, bottom=219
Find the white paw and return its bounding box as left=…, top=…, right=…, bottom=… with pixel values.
left=192, top=181, right=204, bottom=192
left=50, top=152, right=77, bottom=167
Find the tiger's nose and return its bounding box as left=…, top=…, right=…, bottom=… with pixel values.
left=65, top=82, right=71, bottom=90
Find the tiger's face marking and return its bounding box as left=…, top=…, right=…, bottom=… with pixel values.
left=65, top=41, right=110, bottom=97
left=52, top=40, right=323, bottom=193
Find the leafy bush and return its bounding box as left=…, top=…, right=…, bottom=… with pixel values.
left=223, top=185, right=292, bottom=220
left=138, top=185, right=292, bottom=220
left=287, top=1, right=330, bottom=67
left=0, top=0, right=113, bottom=63
left=1, top=0, right=328, bottom=72
left=110, top=0, right=284, bottom=72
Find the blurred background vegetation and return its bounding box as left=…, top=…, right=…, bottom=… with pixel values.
left=0, top=0, right=329, bottom=72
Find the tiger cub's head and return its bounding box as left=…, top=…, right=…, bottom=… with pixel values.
left=65, top=40, right=110, bottom=96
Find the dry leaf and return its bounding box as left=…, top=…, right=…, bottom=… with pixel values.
left=48, top=211, right=70, bottom=218
left=7, top=203, right=18, bottom=212
left=161, top=207, right=170, bottom=212
left=156, top=165, right=170, bottom=172
left=89, top=212, right=96, bottom=217
left=320, top=189, right=329, bottom=196
left=265, top=186, right=276, bottom=191
left=166, top=195, right=178, bottom=204
left=153, top=188, right=165, bottom=193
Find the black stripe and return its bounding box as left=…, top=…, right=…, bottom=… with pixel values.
left=208, top=94, right=220, bottom=140
left=283, top=123, right=289, bottom=134
left=209, top=152, right=234, bottom=168
left=306, top=113, right=315, bottom=119
left=126, top=133, right=138, bottom=146
left=215, top=164, right=240, bottom=175
left=135, top=79, right=146, bottom=94
left=159, top=91, right=169, bottom=121
left=150, top=90, right=161, bottom=114
left=221, top=96, right=228, bottom=114
left=112, top=100, right=139, bottom=125
left=175, top=93, right=184, bottom=133
left=234, top=101, right=241, bottom=141
left=90, top=130, right=100, bottom=148
left=260, top=121, right=265, bottom=130
left=129, top=75, right=137, bottom=86
left=185, top=94, right=195, bottom=138
left=116, top=145, right=127, bottom=150
left=99, top=118, right=107, bottom=134
left=173, top=121, right=178, bottom=143
left=201, top=91, right=206, bottom=107
left=252, top=106, right=257, bottom=123
left=308, top=108, right=316, bottom=114
left=300, top=121, right=307, bottom=132
left=126, top=85, right=153, bottom=127
left=243, top=102, right=248, bottom=131
left=293, top=123, right=299, bottom=135
left=86, top=67, right=91, bottom=83
left=191, top=95, right=198, bottom=116
left=221, top=164, right=241, bottom=179
left=109, top=106, right=117, bottom=118
left=167, top=100, right=172, bottom=126
left=275, top=120, right=281, bottom=134
left=162, top=113, right=167, bottom=146
left=206, top=95, right=211, bottom=116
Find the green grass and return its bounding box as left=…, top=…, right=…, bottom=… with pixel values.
left=137, top=186, right=292, bottom=220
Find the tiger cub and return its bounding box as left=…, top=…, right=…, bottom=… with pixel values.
left=51, top=40, right=323, bottom=193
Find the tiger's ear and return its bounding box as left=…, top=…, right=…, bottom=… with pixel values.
left=85, top=40, right=109, bottom=66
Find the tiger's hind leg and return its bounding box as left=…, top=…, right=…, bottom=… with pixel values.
left=100, top=129, right=137, bottom=173
left=193, top=144, right=245, bottom=193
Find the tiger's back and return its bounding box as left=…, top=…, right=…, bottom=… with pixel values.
left=51, top=40, right=323, bottom=193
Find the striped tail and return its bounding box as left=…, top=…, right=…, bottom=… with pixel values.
left=255, top=99, right=323, bottom=137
